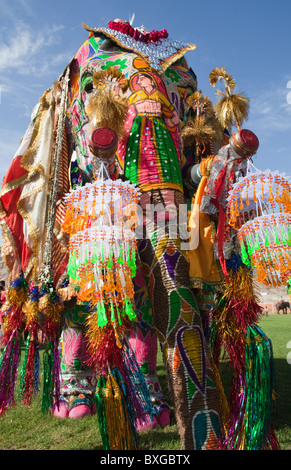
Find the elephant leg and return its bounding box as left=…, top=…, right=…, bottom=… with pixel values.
left=53, top=303, right=97, bottom=418
left=129, top=266, right=170, bottom=429
left=137, top=190, right=223, bottom=450
left=191, top=287, right=216, bottom=342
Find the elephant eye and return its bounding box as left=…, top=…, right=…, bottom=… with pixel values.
left=84, top=81, right=94, bottom=93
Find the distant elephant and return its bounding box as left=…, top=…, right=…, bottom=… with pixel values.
left=276, top=301, right=291, bottom=314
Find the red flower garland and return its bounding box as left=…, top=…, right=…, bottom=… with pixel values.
left=108, top=20, right=168, bottom=44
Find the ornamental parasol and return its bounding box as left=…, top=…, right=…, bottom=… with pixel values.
left=227, top=160, right=291, bottom=286
left=62, top=155, right=152, bottom=449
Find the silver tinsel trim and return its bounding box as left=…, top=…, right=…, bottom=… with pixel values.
left=94, top=27, right=193, bottom=70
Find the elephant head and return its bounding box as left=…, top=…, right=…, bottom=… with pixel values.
left=67, top=20, right=199, bottom=187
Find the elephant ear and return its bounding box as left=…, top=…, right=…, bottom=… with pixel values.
left=0, top=68, right=72, bottom=414
left=0, top=68, right=72, bottom=290
left=0, top=89, right=56, bottom=285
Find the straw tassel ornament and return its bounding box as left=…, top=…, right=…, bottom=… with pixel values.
left=181, top=90, right=224, bottom=158
left=209, top=67, right=249, bottom=131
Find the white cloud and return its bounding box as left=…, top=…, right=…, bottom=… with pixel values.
left=287, top=80, right=291, bottom=105
left=0, top=21, right=66, bottom=76
left=248, top=82, right=291, bottom=134
left=0, top=126, right=24, bottom=165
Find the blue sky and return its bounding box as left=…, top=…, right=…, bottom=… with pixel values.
left=0, top=0, right=290, bottom=186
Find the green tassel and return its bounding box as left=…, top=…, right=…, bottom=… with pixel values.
left=117, top=307, right=122, bottom=326
left=241, top=242, right=251, bottom=266
left=41, top=342, right=55, bottom=414
left=117, top=246, right=124, bottom=265
left=91, top=243, right=98, bottom=263
left=19, top=333, right=31, bottom=400
left=67, top=253, right=77, bottom=279
left=264, top=230, right=270, bottom=247
left=128, top=248, right=137, bottom=277
left=101, top=243, right=105, bottom=264
left=84, top=246, right=88, bottom=264
left=124, top=296, right=136, bottom=321
left=97, top=300, right=108, bottom=327
left=108, top=248, right=114, bottom=268
left=243, top=325, right=273, bottom=449
left=281, top=228, right=287, bottom=245
left=110, top=299, right=115, bottom=323
left=274, top=227, right=280, bottom=245
left=255, top=232, right=260, bottom=251
left=95, top=375, right=110, bottom=450
left=246, top=235, right=254, bottom=257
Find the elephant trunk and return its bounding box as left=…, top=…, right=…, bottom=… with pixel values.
left=89, top=126, right=118, bottom=162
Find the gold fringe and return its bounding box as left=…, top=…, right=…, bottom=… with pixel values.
left=7, top=286, right=28, bottom=308
left=104, top=374, right=136, bottom=450
left=0, top=173, right=28, bottom=199
left=0, top=226, right=21, bottom=287
left=38, top=293, right=63, bottom=327
left=22, top=298, right=39, bottom=325
left=211, top=359, right=230, bottom=429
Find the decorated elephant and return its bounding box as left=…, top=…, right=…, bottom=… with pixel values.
left=0, top=18, right=226, bottom=450
left=0, top=18, right=279, bottom=451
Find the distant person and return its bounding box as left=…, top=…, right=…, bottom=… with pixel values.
left=265, top=306, right=269, bottom=317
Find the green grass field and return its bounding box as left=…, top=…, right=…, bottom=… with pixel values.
left=0, top=314, right=290, bottom=450
left=258, top=314, right=291, bottom=450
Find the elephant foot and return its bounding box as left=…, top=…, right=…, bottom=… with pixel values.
left=69, top=404, right=92, bottom=419
left=136, top=414, right=159, bottom=431
left=53, top=403, right=69, bottom=418
left=136, top=403, right=170, bottom=431
left=156, top=404, right=170, bottom=427
left=52, top=396, right=96, bottom=418
left=135, top=372, right=171, bottom=431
